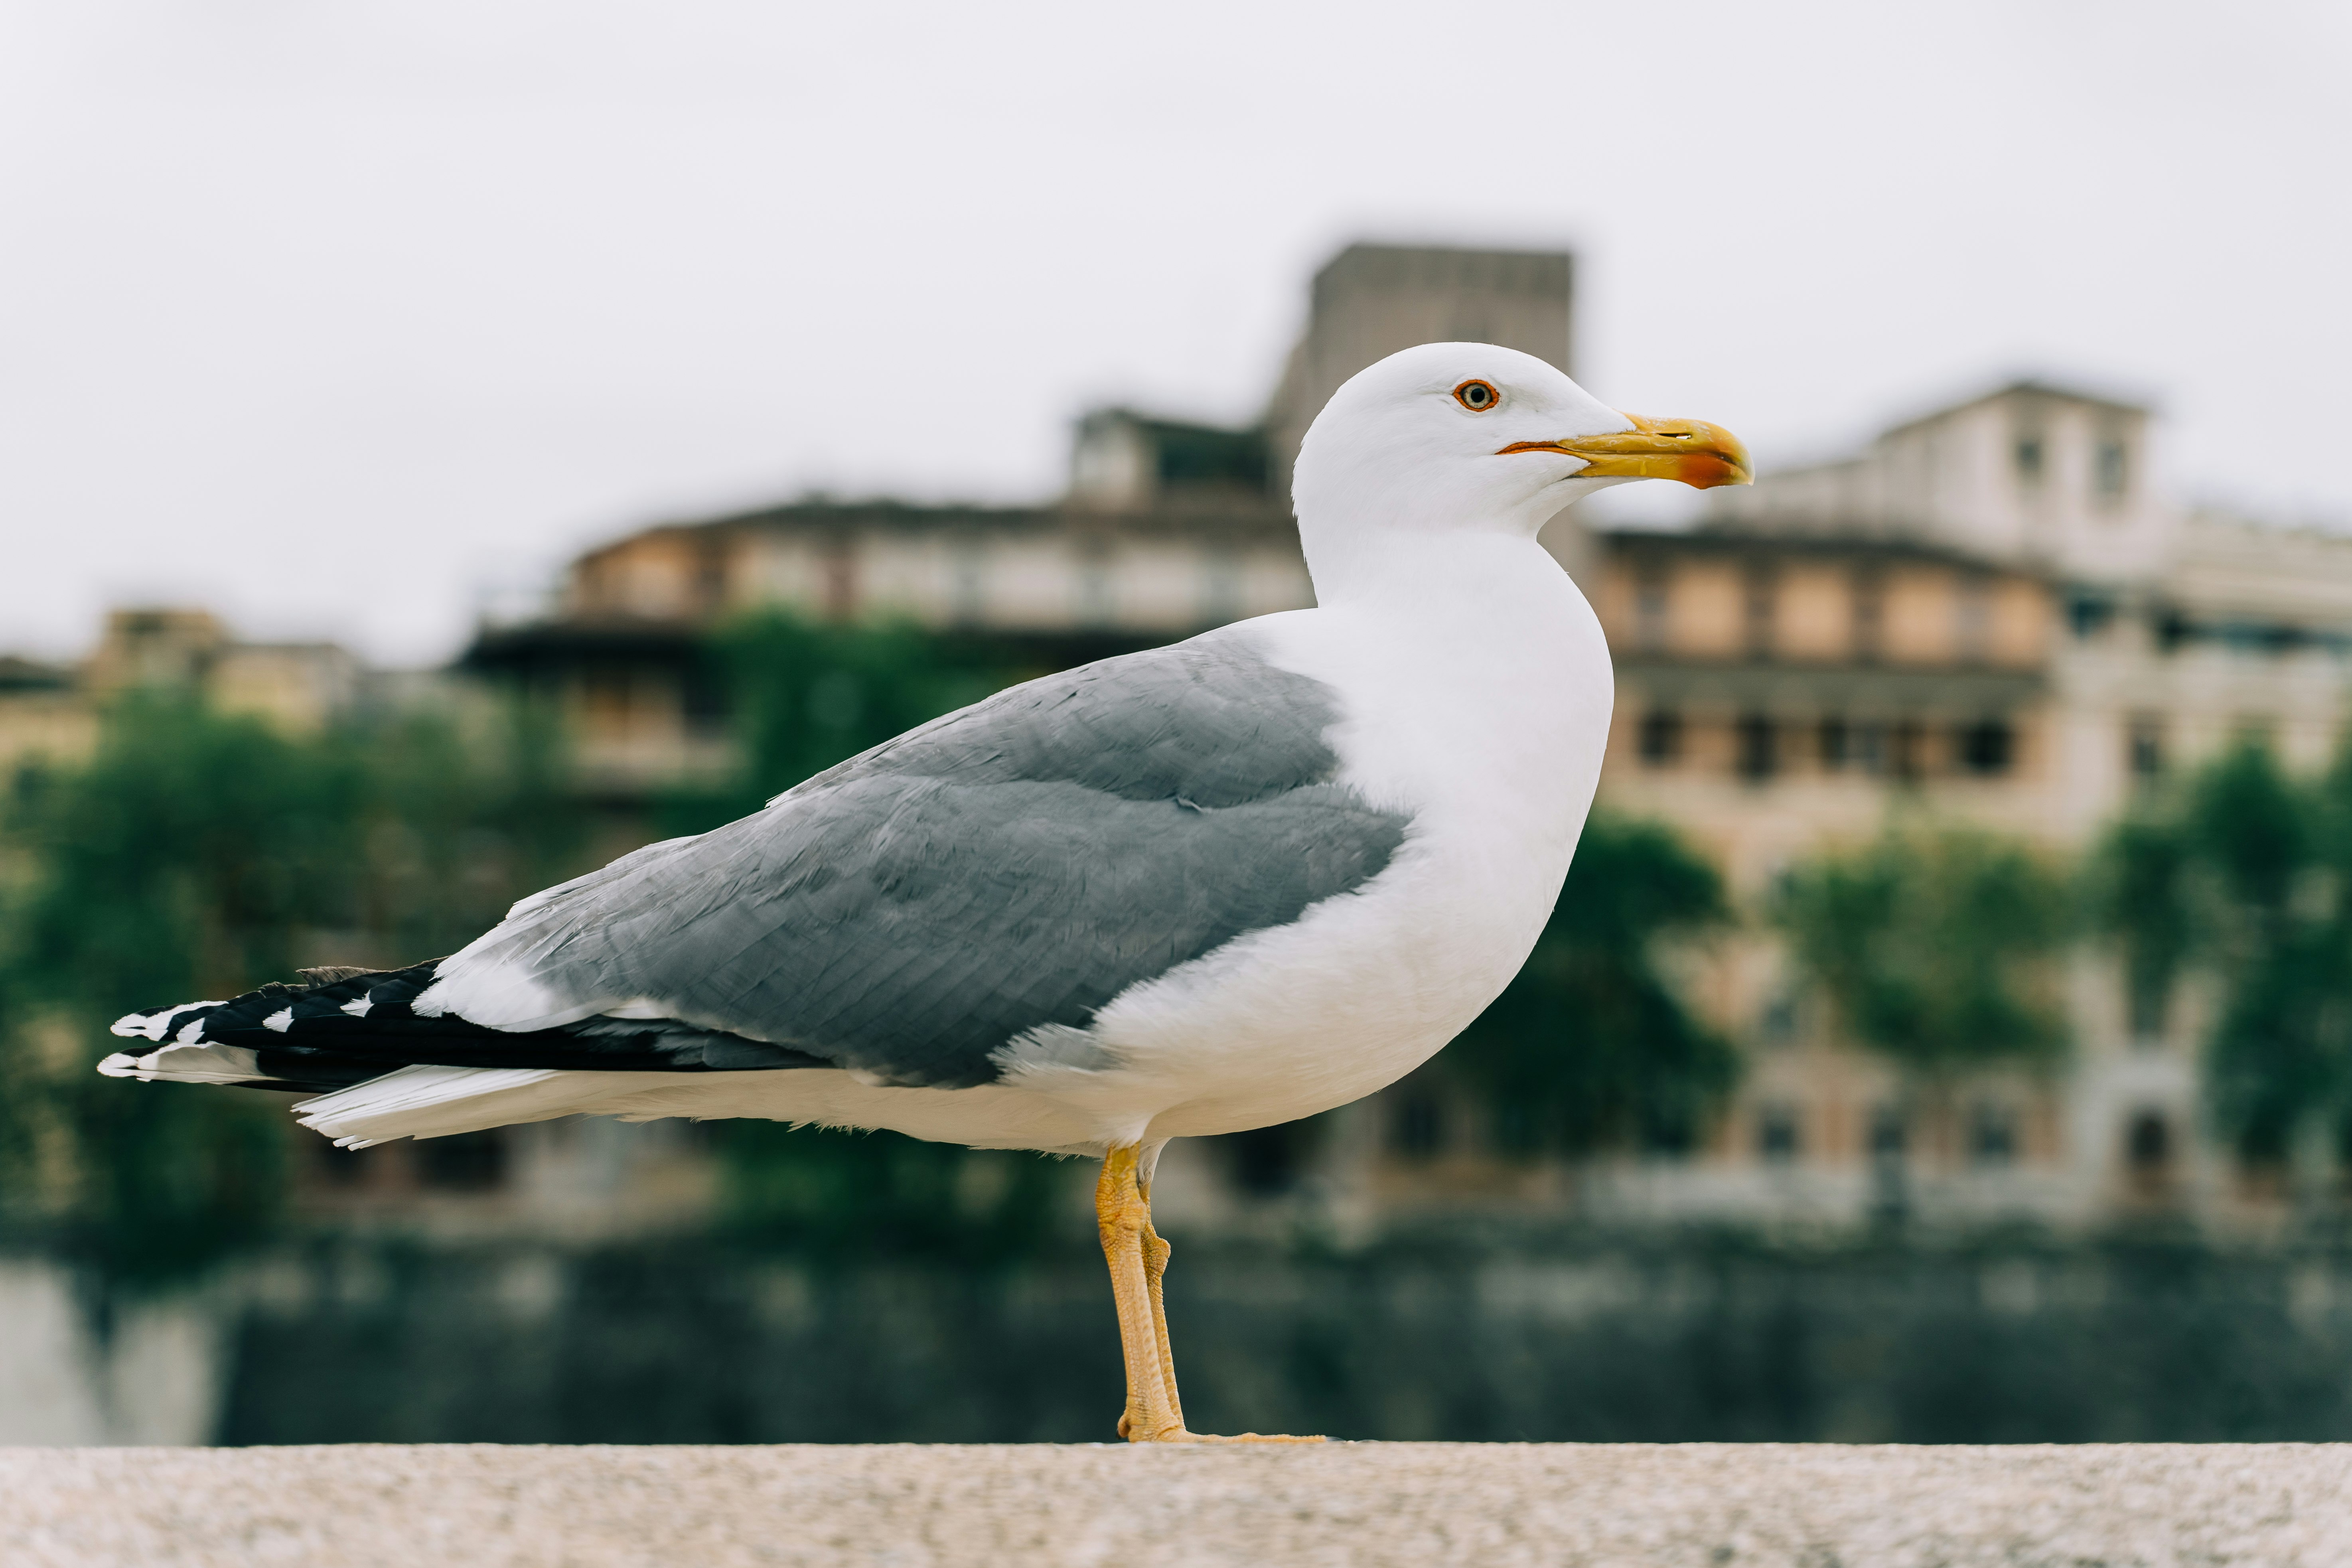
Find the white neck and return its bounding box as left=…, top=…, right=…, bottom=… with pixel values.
left=1298, top=522, right=1557, bottom=618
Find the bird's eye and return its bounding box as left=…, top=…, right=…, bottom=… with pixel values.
left=1453, top=379, right=1500, bottom=412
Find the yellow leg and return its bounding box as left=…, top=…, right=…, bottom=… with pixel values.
left=1095, top=1145, right=1322, bottom=1444
left=1140, top=1176, right=1183, bottom=1432
left=1098, top=1146, right=1181, bottom=1440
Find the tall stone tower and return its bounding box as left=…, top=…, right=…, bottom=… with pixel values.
left=1263, top=244, right=1575, bottom=502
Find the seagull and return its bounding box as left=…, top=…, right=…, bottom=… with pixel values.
left=102, top=342, right=1747, bottom=1442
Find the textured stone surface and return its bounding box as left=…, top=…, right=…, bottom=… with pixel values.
left=6, top=1442, right=2349, bottom=1566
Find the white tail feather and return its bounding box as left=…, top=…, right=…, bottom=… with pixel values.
left=292, top=1064, right=648, bottom=1147
left=97, top=1041, right=266, bottom=1085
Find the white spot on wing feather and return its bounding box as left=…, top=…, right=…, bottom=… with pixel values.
left=110, top=1000, right=226, bottom=1041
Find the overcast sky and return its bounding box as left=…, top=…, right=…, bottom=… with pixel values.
left=3, top=1, right=2346, bottom=665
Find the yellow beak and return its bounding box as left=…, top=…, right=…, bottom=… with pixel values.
left=1500, top=412, right=1752, bottom=489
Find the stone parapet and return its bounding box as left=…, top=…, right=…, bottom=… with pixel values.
left=7, top=1442, right=2349, bottom=1567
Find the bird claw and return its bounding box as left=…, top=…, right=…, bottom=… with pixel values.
left=1119, top=1419, right=1325, bottom=1444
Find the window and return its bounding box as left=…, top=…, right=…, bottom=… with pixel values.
left=2095, top=439, right=2129, bottom=500
left=1818, top=717, right=1850, bottom=770
left=681, top=665, right=730, bottom=739
left=1853, top=720, right=1888, bottom=775
left=581, top=669, right=635, bottom=738
left=2127, top=717, right=2165, bottom=783
left=2126, top=1110, right=2172, bottom=1183
left=1757, top=1105, right=1802, bottom=1163
left=2014, top=435, right=2045, bottom=484
left=1850, top=568, right=1885, bottom=662
left=1391, top=1091, right=1445, bottom=1158
left=1226, top=1125, right=1308, bottom=1195
left=2127, top=960, right=2170, bottom=1043
left=1959, top=719, right=2014, bottom=775
left=949, top=540, right=988, bottom=626
left=1955, top=575, right=1992, bottom=662
left=2220, top=621, right=2275, bottom=658
left=821, top=544, right=859, bottom=621
left=1743, top=564, right=1777, bottom=660
left=1889, top=720, right=1924, bottom=782
left=1968, top=1104, right=2017, bottom=1167
left=1638, top=708, right=1683, bottom=766
left=1867, top=1104, right=1909, bottom=1219
left=1756, top=993, right=1799, bottom=1048
left=1634, top=568, right=1671, bottom=652
left=1867, top=1105, right=1908, bottom=1162
left=693, top=545, right=730, bottom=612
left=2068, top=594, right=2115, bottom=640
left=1736, top=713, right=1777, bottom=781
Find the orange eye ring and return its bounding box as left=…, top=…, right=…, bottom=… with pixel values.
left=1453, top=379, right=1500, bottom=412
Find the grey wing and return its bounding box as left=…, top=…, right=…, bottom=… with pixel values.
left=421, top=632, right=1411, bottom=1089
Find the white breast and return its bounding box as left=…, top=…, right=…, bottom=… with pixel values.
left=1009, top=534, right=1615, bottom=1144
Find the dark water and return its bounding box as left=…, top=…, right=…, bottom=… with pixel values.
left=219, top=1228, right=2352, bottom=1445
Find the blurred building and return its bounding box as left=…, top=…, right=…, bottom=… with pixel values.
left=1560, top=381, right=2352, bottom=1234
left=0, top=607, right=369, bottom=775
left=0, top=655, right=90, bottom=777
left=440, top=245, right=2348, bottom=1236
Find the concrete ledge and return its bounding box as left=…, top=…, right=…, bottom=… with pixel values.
left=6, top=1442, right=2350, bottom=1567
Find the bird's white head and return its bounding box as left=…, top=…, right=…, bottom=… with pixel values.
left=1291, top=343, right=1749, bottom=598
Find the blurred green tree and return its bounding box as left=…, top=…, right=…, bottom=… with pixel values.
left=333, top=698, right=586, bottom=958
left=1776, top=822, right=2070, bottom=1078
left=2094, top=741, right=2352, bottom=1169
left=1447, top=814, right=1739, bottom=1155
left=0, top=691, right=587, bottom=1284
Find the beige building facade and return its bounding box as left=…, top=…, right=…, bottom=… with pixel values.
left=0, top=608, right=367, bottom=777
left=1541, top=381, right=2352, bottom=1234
